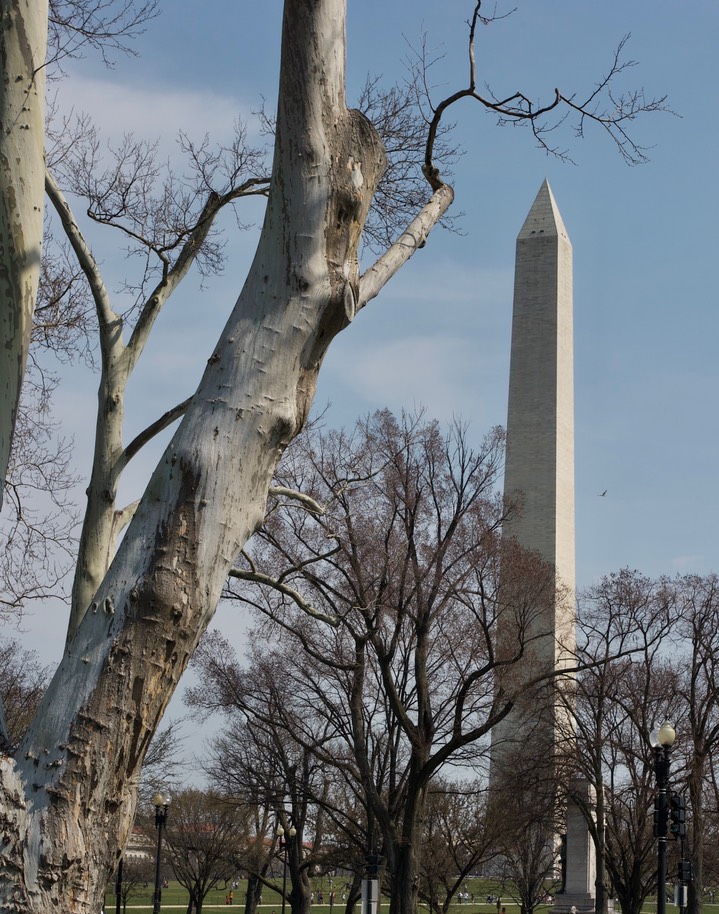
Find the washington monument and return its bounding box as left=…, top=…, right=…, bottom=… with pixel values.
left=493, top=178, right=576, bottom=762
left=504, top=179, right=575, bottom=605
left=491, top=181, right=595, bottom=911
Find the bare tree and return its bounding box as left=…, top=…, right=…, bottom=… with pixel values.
left=189, top=635, right=355, bottom=914
left=0, top=1, right=668, bottom=909
left=671, top=574, right=719, bottom=914
left=0, top=179, right=98, bottom=616
left=0, top=638, right=50, bottom=748
left=561, top=570, right=678, bottom=914
left=418, top=779, right=496, bottom=914
left=601, top=692, right=670, bottom=914
left=1, top=0, right=158, bottom=508
left=497, top=816, right=562, bottom=914
left=560, top=570, right=681, bottom=914
left=220, top=409, right=564, bottom=914
left=162, top=788, right=243, bottom=914
left=112, top=854, right=155, bottom=914
left=552, top=570, right=719, bottom=914
left=43, top=120, right=271, bottom=646
left=0, top=365, right=79, bottom=619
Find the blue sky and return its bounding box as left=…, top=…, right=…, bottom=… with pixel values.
left=12, top=1, right=719, bottom=669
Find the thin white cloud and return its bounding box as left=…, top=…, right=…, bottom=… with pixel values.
left=55, top=73, right=258, bottom=152
left=671, top=555, right=704, bottom=571
left=370, top=258, right=511, bottom=308
left=316, top=257, right=514, bottom=432
left=343, top=335, right=506, bottom=426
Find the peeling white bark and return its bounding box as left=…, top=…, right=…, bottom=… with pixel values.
left=0, top=1, right=452, bottom=910
left=0, top=0, right=48, bottom=505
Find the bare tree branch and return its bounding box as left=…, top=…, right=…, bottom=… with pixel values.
left=228, top=566, right=341, bottom=628
left=45, top=166, right=119, bottom=336
left=1, top=366, right=79, bottom=619
left=47, top=0, right=160, bottom=70
left=421, top=3, right=670, bottom=172
left=268, top=486, right=325, bottom=516
left=359, top=184, right=454, bottom=308
left=122, top=397, right=193, bottom=466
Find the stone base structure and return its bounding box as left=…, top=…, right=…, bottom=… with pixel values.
left=555, top=779, right=597, bottom=914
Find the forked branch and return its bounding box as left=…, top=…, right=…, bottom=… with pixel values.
left=423, top=1, right=670, bottom=172
left=227, top=566, right=340, bottom=628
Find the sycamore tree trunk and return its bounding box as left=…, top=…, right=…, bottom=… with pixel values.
left=0, top=1, right=452, bottom=911
left=0, top=0, right=47, bottom=503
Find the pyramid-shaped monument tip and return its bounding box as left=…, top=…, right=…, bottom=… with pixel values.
left=517, top=179, right=570, bottom=243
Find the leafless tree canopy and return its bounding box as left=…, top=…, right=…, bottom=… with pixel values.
left=0, top=638, right=49, bottom=748
left=162, top=788, right=245, bottom=911
left=1, top=366, right=79, bottom=621
left=554, top=571, right=719, bottom=914
left=212, top=410, right=561, bottom=914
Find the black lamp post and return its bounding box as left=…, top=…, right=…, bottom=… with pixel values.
left=277, top=823, right=296, bottom=914
left=152, top=792, right=171, bottom=914
left=650, top=720, right=676, bottom=914
left=115, top=857, right=123, bottom=914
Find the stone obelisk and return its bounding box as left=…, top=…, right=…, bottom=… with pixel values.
left=491, top=180, right=593, bottom=913
left=505, top=178, right=575, bottom=616
left=494, top=178, right=576, bottom=743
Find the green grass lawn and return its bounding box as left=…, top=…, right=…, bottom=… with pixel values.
left=105, top=877, right=303, bottom=911
left=105, top=876, right=515, bottom=911
left=104, top=877, right=717, bottom=912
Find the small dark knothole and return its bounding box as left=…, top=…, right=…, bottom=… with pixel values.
left=131, top=676, right=144, bottom=708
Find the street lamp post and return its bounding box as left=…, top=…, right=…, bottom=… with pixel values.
left=650, top=721, right=676, bottom=914
left=115, top=857, right=123, bottom=914
left=152, top=792, right=171, bottom=914
left=277, top=823, right=297, bottom=914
